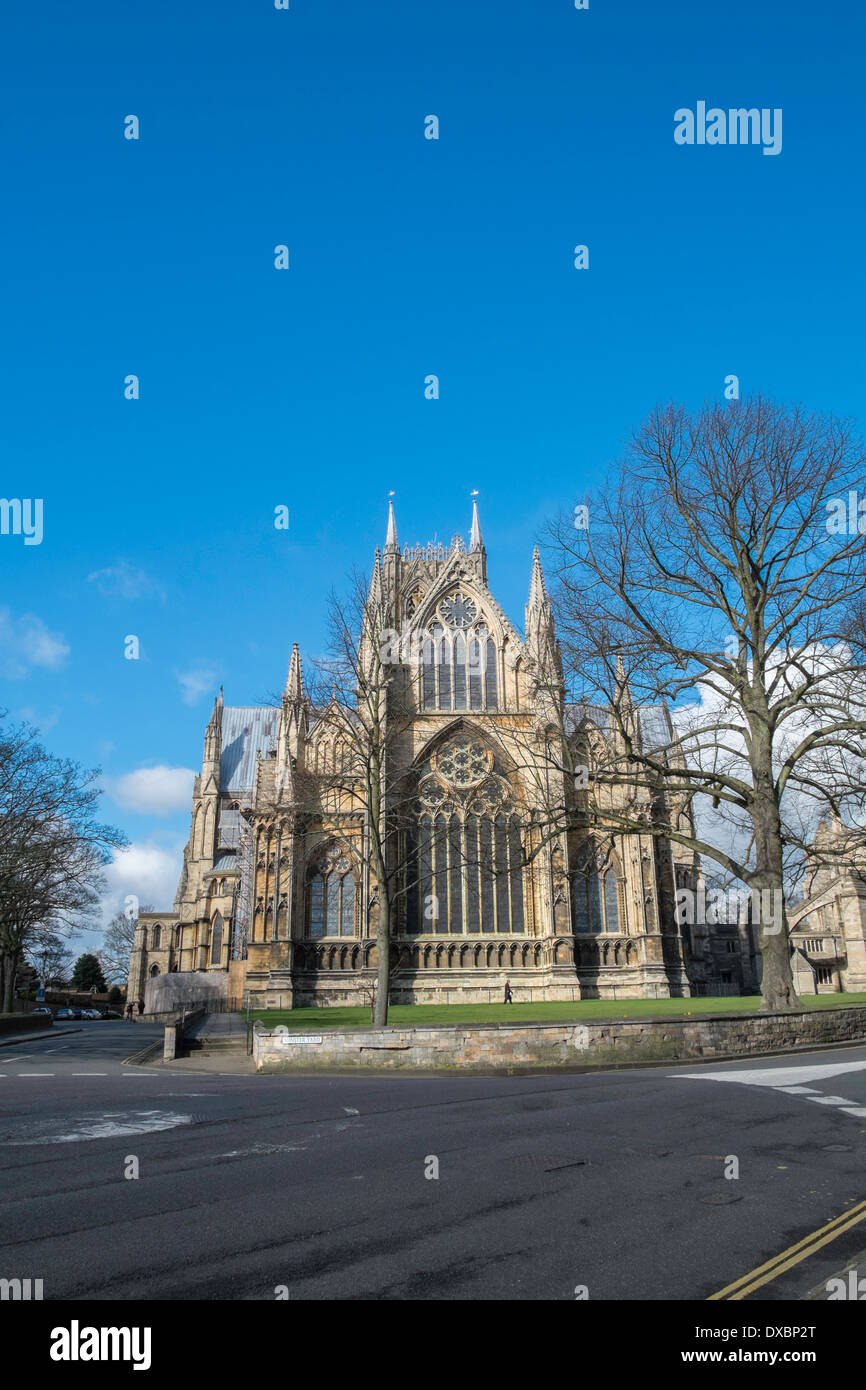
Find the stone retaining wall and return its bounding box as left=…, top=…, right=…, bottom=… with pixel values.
left=0, top=1013, right=51, bottom=1036
left=253, top=1005, right=866, bottom=1072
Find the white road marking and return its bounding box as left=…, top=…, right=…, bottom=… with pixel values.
left=675, top=1060, right=866, bottom=1122
left=72, top=1072, right=108, bottom=1077
left=343, top=1107, right=360, bottom=1115
left=674, top=1060, right=866, bottom=1087
left=17, top=1072, right=54, bottom=1077
left=806, top=1094, right=857, bottom=1106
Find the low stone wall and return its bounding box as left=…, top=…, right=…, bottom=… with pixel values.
left=144, top=970, right=227, bottom=1015
left=0, top=1013, right=51, bottom=1036
left=253, top=1005, right=866, bottom=1072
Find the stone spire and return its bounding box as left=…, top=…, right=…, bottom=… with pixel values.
left=524, top=547, right=560, bottom=698
left=613, top=653, right=640, bottom=751
left=469, top=493, right=484, bottom=553
left=284, top=642, right=305, bottom=703
left=280, top=643, right=307, bottom=770
left=366, top=547, right=384, bottom=614
left=525, top=547, right=550, bottom=623
left=203, top=689, right=222, bottom=771
left=384, top=495, right=399, bottom=554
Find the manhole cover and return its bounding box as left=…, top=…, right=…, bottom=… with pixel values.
left=508, top=1154, right=587, bottom=1172
left=701, top=1192, right=742, bottom=1205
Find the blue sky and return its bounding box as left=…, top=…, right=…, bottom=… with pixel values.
left=1, top=0, right=865, bottom=936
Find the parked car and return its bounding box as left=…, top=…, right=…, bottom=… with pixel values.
left=99, top=1009, right=122, bottom=1019
left=53, top=1007, right=77, bottom=1020
left=32, top=1006, right=52, bottom=1017
left=80, top=1008, right=102, bottom=1019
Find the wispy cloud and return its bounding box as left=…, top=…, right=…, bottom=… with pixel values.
left=87, top=560, right=165, bottom=601
left=14, top=705, right=61, bottom=732
left=176, top=667, right=220, bottom=706
left=0, top=608, right=70, bottom=679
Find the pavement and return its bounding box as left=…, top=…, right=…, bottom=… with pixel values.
left=2, top=1021, right=866, bottom=1300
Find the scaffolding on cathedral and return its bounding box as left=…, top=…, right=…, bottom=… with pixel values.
left=231, top=822, right=255, bottom=961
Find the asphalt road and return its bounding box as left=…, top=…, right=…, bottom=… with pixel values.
left=2, top=1022, right=866, bottom=1301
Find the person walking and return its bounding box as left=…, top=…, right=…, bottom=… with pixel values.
left=125, top=1002, right=134, bottom=1020
left=504, top=979, right=513, bottom=1004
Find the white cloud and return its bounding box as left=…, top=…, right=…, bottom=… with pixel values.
left=0, top=608, right=69, bottom=679
left=100, top=839, right=185, bottom=922
left=87, top=560, right=164, bottom=601
left=176, top=667, right=220, bottom=706
left=105, top=765, right=195, bottom=815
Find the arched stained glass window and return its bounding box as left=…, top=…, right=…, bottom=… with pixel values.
left=604, top=871, right=620, bottom=933
left=306, top=855, right=357, bottom=939
left=210, top=912, right=223, bottom=964
left=309, top=875, right=325, bottom=939
left=340, top=875, right=355, bottom=937
left=571, top=844, right=602, bottom=933
left=421, top=607, right=499, bottom=712
left=405, top=735, right=524, bottom=934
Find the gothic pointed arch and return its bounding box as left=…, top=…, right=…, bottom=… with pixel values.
left=570, top=840, right=624, bottom=934
left=305, top=840, right=358, bottom=939
left=403, top=725, right=526, bottom=935
left=210, top=911, right=224, bottom=965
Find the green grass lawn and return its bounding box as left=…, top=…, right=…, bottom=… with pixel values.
left=248, top=992, right=866, bottom=1032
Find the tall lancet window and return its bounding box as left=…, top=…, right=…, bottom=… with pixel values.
left=571, top=844, right=622, bottom=933
left=422, top=593, right=498, bottom=711
left=210, top=912, right=224, bottom=964
left=405, top=735, right=523, bottom=933
left=306, top=849, right=357, bottom=938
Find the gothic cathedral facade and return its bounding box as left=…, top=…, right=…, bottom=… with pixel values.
left=128, top=502, right=743, bottom=1009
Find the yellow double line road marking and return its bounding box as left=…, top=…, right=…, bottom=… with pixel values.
left=709, top=1197, right=866, bottom=1300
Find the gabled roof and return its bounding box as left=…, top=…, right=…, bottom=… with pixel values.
left=564, top=701, right=673, bottom=750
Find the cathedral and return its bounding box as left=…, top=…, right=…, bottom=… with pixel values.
left=128, top=501, right=747, bottom=1011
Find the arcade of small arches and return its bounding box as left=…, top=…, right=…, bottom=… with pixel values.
left=293, top=935, right=644, bottom=975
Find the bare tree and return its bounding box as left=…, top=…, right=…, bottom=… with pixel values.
left=98, top=904, right=154, bottom=985
left=0, top=718, right=126, bottom=1011
left=26, top=933, right=75, bottom=988
left=305, top=565, right=419, bottom=1027
left=544, top=396, right=866, bottom=1011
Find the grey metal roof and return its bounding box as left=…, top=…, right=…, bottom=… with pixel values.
left=219, top=706, right=279, bottom=794
left=211, top=853, right=240, bottom=874
left=565, top=703, right=611, bottom=735
left=638, top=705, right=673, bottom=751
left=564, top=701, right=672, bottom=750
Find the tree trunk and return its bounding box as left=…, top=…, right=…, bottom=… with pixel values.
left=374, top=892, right=390, bottom=1028
left=752, top=784, right=797, bottom=1012
left=1, top=950, right=18, bottom=1013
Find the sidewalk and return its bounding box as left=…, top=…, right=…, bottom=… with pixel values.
left=124, top=1010, right=257, bottom=1074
